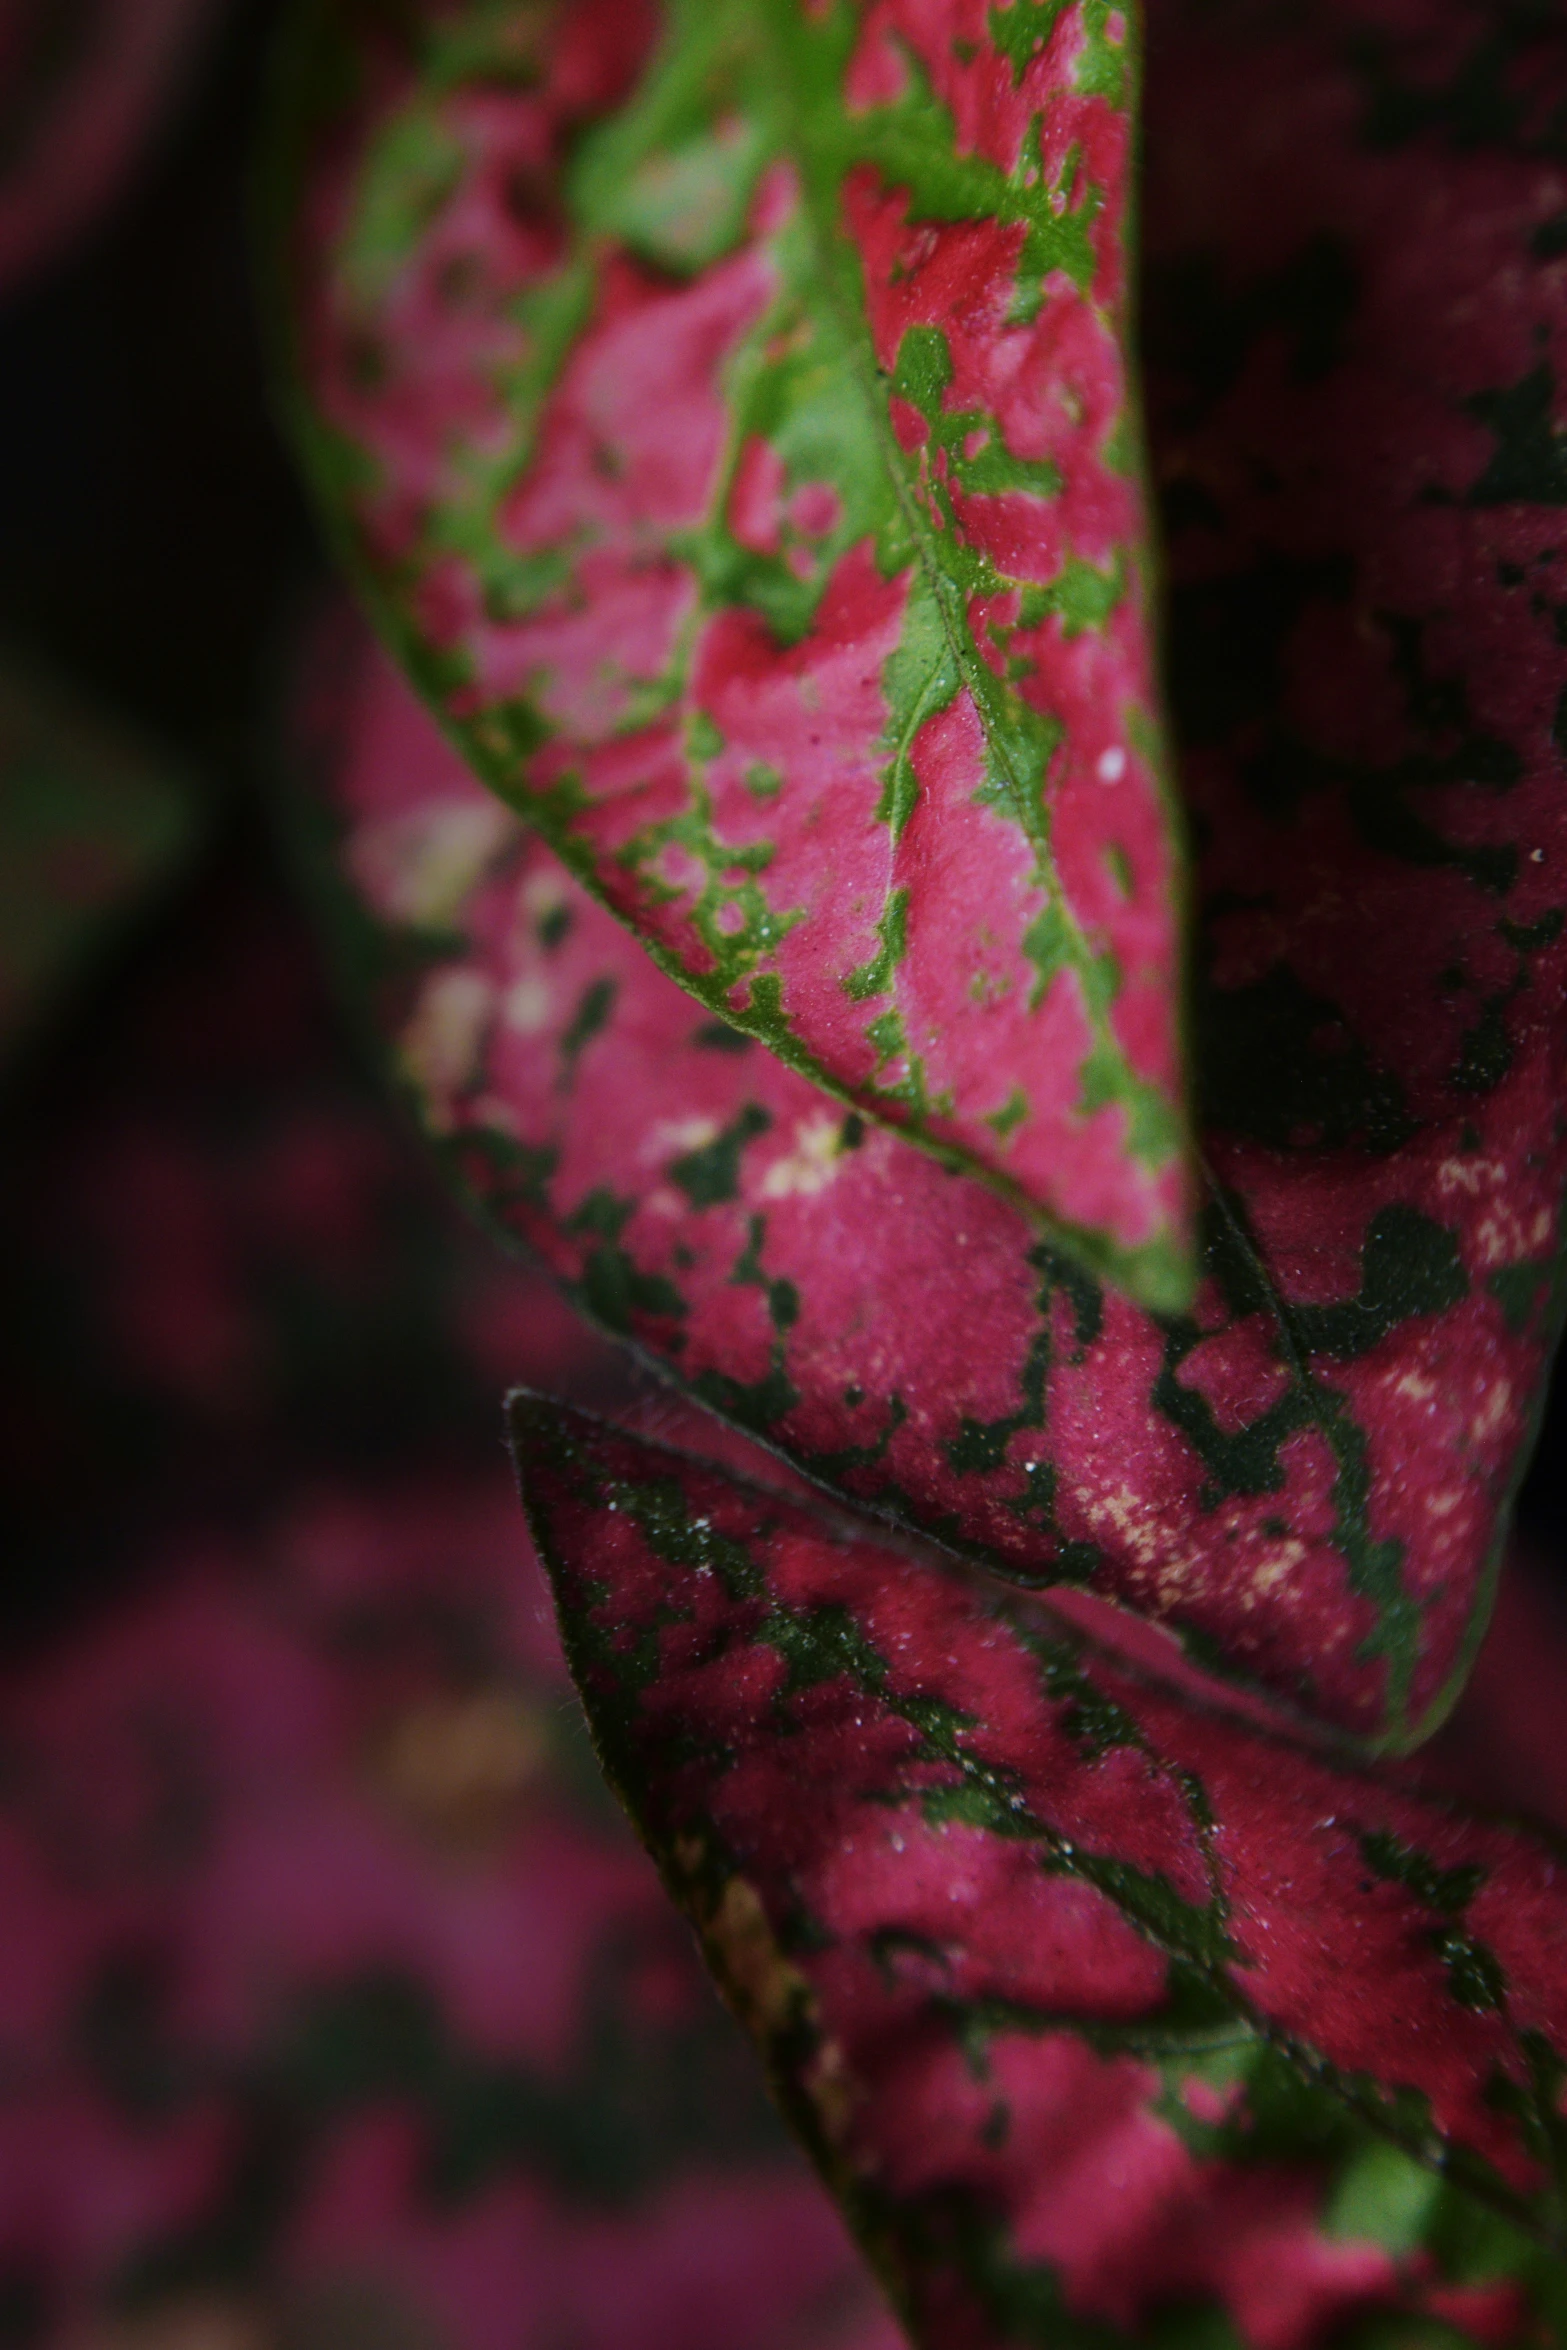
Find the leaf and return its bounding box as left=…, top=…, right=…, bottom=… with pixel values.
left=274, top=0, right=1196, bottom=1311
left=301, top=624, right=1559, bottom=1750
left=0, top=653, right=201, bottom=1063
left=0, top=0, right=223, bottom=297
left=513, top=1393, right=1567, bottom=2350
left=295, top=0, right=1567, bottom=1748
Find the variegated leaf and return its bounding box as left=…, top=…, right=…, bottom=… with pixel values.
left=0, top=1487, right=898, bottom=2350
left=298, top=623, right=1559, bottom=1748
left=275, top=0, right=1195, bottom=1310
left=293, top=0, right=1567, bottom=1750
left=514, top=1395, right=1567, bottom=2350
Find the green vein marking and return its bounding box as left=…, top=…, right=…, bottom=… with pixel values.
left=277, top=0, right=1196, bottom=1313
left=559, top=976, right=618, bottom=1085
left=1360, top=1830, right=1507, bottom=2016
left=668, top=1102, right=773, bottom=1207
left=751, top=0, right=1181, bottom=1188
left=844, top=886, right=910, bottom=1001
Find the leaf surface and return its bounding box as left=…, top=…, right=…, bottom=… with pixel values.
left=514, top=1394, right=1567, bottom=2350
left=302, top=623, right=1558, bottom=1748
left=296, top=0, right=1567, bottom=1750
left=278, top=0, right=1195, bottom=1309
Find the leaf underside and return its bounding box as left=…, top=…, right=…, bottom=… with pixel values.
left=281, top=0, right=1196, bottom=1310
left=296, top=0, right=1567, bottom=1751
left=514, top=1395, right=1567, bottom=2350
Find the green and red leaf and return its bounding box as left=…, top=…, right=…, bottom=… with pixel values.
left=277, top=0, right=1195, bottom=1309
left=289, top=0, right=1567, bottom=1749
left=296, top=623, right=1553, bottom=1749
left=514, top=1395, right=1567, bottom=2350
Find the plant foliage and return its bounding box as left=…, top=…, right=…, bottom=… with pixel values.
left=516, top=1396, right=1567, bottom=2350
left=271, top=0, right=1567, bottom=2335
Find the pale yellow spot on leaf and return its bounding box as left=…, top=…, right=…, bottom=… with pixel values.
left=760, top=1110, right=844, bottom=1199
left=1436, top=1156, right=1506, bottom=1197
left=1473, top=1379, right=1513, bottom=1444
left=399, top=968, right=493, bottom=1120
left=348, top=798, right=512, bottom=928
left=647, top=1114, right=720, bottom=1161
left=1248, top=1538, right=1307, bottom=1599
left=72, top=2302, right=272, bottom=2350
left=504, top=973, right=553, bottom=1032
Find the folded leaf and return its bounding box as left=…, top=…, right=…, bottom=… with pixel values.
left=276, top=0, right=1195, bottom=1309
left=514, top=1395, right=1567, bottom=2350
left=302, top=627, right=1562, bottom=1747
left=1139, top=0, right=1567, bottom=1707
left=296, top=0, right=1567, bottom=1748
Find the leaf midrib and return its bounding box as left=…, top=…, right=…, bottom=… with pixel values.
left=748, top=0, right=1156, bottom=1131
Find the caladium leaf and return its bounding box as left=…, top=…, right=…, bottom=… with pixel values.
left=276, top=0, right=1196, bottom=1310
left=0, top=0, right=222, bottom=297
left=514, top=1395, right=1567, bottom=2350
left=0, top=654, right=200, bottom=1062
left=302, top=625, right=1562, bottom=1748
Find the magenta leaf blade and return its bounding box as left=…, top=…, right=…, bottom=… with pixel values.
left=276, top=0, right=1196, bottom=1310
left=513, top=1395, right=1567, bottom=2350
left=299, top=624, right=1562, bottom=1748
left=295, top=0, right=1567, bottom=1751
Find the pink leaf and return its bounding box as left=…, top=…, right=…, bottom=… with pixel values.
left=291, top=0, right=1567, bottom=1749
left=299, top=622, right=1555, bottom=1748
left=0, top=1485, right=897, bottom=2350
left=275, top=0, right=1196, bottom=1310
left=513, top=1394, right=1567, bottom=2350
